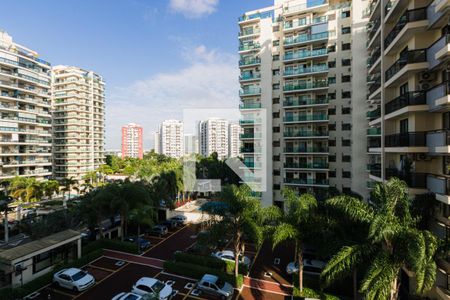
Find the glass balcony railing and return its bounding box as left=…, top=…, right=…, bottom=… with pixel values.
left=367, top=128, right=381, bottom=135
left=284, top=162, right=329, bottom=169
left=239, top=103, right=261, bottom=109
left=239, top=28, right=260, bottom=36
left=283, top=65, right=328, bottom=76
left=283, top=0, right=328, bottom=14
left=284, top=130, right=328, bottom=137
left=239, top=58, right=261, bottom=66
left=239, top=87, right=261, bottom=96
left=385, top=132, right=427, bottom=147
left=366, top=108, right=381, bottom=119
left=244, top=161, right=262, bottom=168
left=427, top=130, right=450, bottom=151
left=284, top=48, right=327, bottom=61
left=283, top=81, right=328, bottom=91
left=284, top=146, right=328, bottom=153
left=239, top=73, right=261, bottom=81
left=283, top=114, right=328, bottom=122
left=283, top=16, right=327, bottom=29
left=241, top=146, right=262, bottom=153
left=384, top=7, right=427, bottom=49
left=239, top=44, right=261, bottom=51
left=385, top=91, right=426, bottom=115
left=367, top=18, right=381, bottom=41
left=428, top=32, right=450, bottom=69
left=240, top=132, right=262, bottom=139
left=238, top=10, right=273, bottom=22
left=284, top=32, right=328, bottom=46
left=427, top=81, right=450, bottom=110
left=284, top=178, right=329, bottom=185
left=283, top=97, right=328, bottom=107
left=367, top=48, right=381, bottom=67
left=385, top=49, right=427, bottom=81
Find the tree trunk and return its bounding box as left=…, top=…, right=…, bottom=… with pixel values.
left=298, top=248, right=303, bottom=293
left=137, top=224, right=141, bottom=254
left=390, top=276, right=400, bottom=300
left=121, top=212, right=126, bottom=241
left=234, top=232, right=241, bottom=278
left=4, top=209, right=8, bottom=243
left=353, top=269, right=357, bottom=300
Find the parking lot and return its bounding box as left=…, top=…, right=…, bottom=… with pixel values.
left=29, top=223, right=294, bottom=300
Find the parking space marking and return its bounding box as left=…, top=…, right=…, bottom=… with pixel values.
left=244, top=276, right=293, bottom=288
left=88, top=264, right=115, bottom=273
left=243, top=284, right=291, bottom=296
left=51, top=287, right=77, bottom=298
left=143, top=225, right=188, bottom=253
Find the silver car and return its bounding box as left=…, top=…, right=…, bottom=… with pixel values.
left=197, top=274, right=234, bottom=300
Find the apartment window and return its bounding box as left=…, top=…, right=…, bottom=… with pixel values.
left=273, top=97, right=280, bottom=104
left=343, top=187, right=352, bottom=193
left=400, top=119, right=408, bottom=134
left=342, top=107, right=351, bottom=114
left=342, top=123, right=351, bottom=130
left=342, top=43, right=351, bottom=50
left=273, top=69, right=280, bottom=76
left=328, top=77, right=336, bottom=84
left=329, top=123, right=336, bottom=131
left=329, top=92, right=336, bottom=100
left=273, top=40, right=280, bottom=47
left=273, top=155, right=280, bottom=161
left=273, top=55, right=280, bottom=61
left=273, top=184, right=280, bottom=190
left=329, top=155, right=336, bottom=162
left=328, top=61, right=336, bottom=68
left=342, top=155, right=351, bottom=162
left=273, top=26, right=280, bottom=32
left=273, top=112, right=280, bottom=118
left=342, top=91, right=351, bottom=98
left=273, top=83, right=280, bottom=90
left=329, top=170, right=336, bottom=177
left=273, top=140, right=280, bottom=147
left=342, top=27, right=351, bottom=34
left=274, top=170, right=280, bottom=176
left=273, top=126, right=280, bottom=132
left=328, top=44, right=336, bottom=53
left=328, top=108, right=336, bottom=115
left=342, top=171, right=351, bottom=178
left=341, top=11, right=350, bottom=18
left=342, top=139, right=351, bottom=146
left=329, top=139, right=336, bottom=146
left=342, top=59, right=351, bottom=66
left=342, top=75, right=351, bottom=83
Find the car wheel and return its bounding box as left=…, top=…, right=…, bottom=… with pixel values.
left=220, top=295, right=226, bottom=300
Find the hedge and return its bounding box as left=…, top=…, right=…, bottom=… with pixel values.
left=164, top=260, right=243, bottom=288
left=0, top=249, right=103, bottom=299
left=174, top=251, right=249, bottom=275
left=82, top=238, right=139, bottom=254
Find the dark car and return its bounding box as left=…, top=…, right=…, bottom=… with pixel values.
left=124, top=237, right=151, bottom=250
left=161, top=219, right=177, bottom=230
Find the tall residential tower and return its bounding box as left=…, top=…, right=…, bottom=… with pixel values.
left=121, top=123, right=143, bottom=159
left=156, top=120, right=184, bottom=158
left=199, top=118, right=229, bottom=159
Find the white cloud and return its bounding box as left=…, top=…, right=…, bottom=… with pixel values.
left=169, top=0, right=219, bottom=18
left=106, top=45, right=239, bottom=150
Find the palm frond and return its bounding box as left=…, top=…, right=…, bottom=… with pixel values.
left=272, top=222, right=298, bottom=250
left=326, top=195, right=374, bottom=224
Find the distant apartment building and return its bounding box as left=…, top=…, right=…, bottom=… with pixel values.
left=238, top=0, right=368, bottom=206
left=121, top=123, right=143, bottom=159
left=228, top=123, right=241, bottom=157
left=199, top=118, right=229, bottom=159
left=52, top=65, right=105, bottom=180
left=155, top=120, right=184, bottom=158
left=184, top=134, right=199, bottom=155
left=0, top=30, right=52, bottom=180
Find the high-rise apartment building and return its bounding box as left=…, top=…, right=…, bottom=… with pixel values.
left=228, top=123, right=241, bottom=158
left=184, top=134, right=199, bottom=155
left=121, top=123, right=143, bottom=159
left=0, top=30, right=52, bottom=180
left=239, top=0, right=368, bottom=207
left=52, top=65, right=105, bottom=180
left=199, top=118, right=229, bottom=159
left=365, top=0, right=449, bottom=297
left=156, top=120, right=184, bottom=158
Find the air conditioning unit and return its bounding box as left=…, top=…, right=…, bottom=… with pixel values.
left=419, top=82, right=431, bottom=90
left=419, top=72, right=436, bottom=83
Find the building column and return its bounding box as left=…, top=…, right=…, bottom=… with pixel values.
left=77, top=239, right=82, bottom=259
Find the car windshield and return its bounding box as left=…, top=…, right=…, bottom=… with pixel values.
left=71, top=271, right=87, bottom=281
left=151, top=280, right=166, bottom=293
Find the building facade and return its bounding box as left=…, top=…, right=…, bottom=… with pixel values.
left=0, top=30, right=52, bottom=181
left=184, top=134, right=199, bottom=155
left=121, top=123, right=143, bottom=159
left=228, top=123, right=241, bottom=158
left=239, top=0, right=368, bottom=207
left=156, top=120, right=184, bottom=158
left=199, top=118, right=229, bottom=159
left=52, top=65, right=105, bottom=180
left=365, top=0, right=449, bottom=297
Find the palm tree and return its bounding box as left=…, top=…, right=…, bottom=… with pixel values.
left=129, top=204, right=155, bottom=253
left=0, top=181, right=13, bottom=243
left=42, top=180, right=60, bottom=201
left=272, top=188, right=317, bottom=293
left=321, top=178, right=438, bottom=300
left=60, top=177, right=79, bottom=205
left=97, top=164, right=113, bottom=182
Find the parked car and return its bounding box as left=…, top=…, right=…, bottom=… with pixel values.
left=53, top=268, right=95, bottom=292
left=124, top=236, right=151, bottom=250
left=197, top=274, right=234, bottom=300
left=161, top=219, right=178, bottom=230
left=112, top=292, right=142, bottom=300
left=212, top=250, right=251, bottom=267
left=131, top=277, right=173, bottom=299
left=170, top=215, right=187, bottom=226
left=149, top=225, right=168, bottom=237
left=286, top=259, right=326, bottom=275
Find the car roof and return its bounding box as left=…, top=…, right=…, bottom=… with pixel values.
left=136, top=277, right=158, bottom=286
left=62, top=268, right=82, bottom=276
left=201, top=274, right=218, bottom=283
left=219, top=250, right=234, bottom=256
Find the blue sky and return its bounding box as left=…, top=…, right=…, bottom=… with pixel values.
left=1, top=0, right=273, bottom=149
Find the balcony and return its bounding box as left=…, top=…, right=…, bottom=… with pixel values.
left=427, top=82, right=450, bottom=111
left=385, top=132, right=427, bottom=149
left=283, top=65, right=328, bottom=77
left=385, top=49, right=427, bottom=86
left=428, top=33, right=450, bottom=69
left=239, top=58, right=261, bottom=67
left=239, top=28, right=260, bottom=38
left=283, top=16, right=327, bottom=31
left=240, top=132, right=262, bottom=139
left=367, top=18, right=381, bottom=45
left=241, top=146, right=262, bottom=153
left=283, top=48, right=328, bottom=62
left=284, top=32, right=328, bottom=47
left=386, top=170, right=428, bottom=189
left=384, top=8, right=428, bottom=53
left=283, top=0, right=328, bottom=15
left=283, top=114, right=328, bottom=123
left=238, top=10, right=273, bottom=23
left=239, top=43, right=261, bottom=52
left=367, top=48, right=381, bottom=70
left=284, top=146, right=328, bottom=153
left=283, top=97, right=328, bottom=107
left=366, top=108, right=381, bottom=120
left=244, top=161, right=261, bottom=168
left=284, top=162, right=329, bottom=169
left=428, top=0, right=450, bottom=28
left=367, top=127, right=381, bottom=136
left=239, top=73, right=261, bottom=82
left=385, top=91, right=427, bottom=116
left=239, top=118, right=261, bottom=125
left=427, top=130, right=450, bottom=153
left=284, top=178, right=329, bottom=186
left=239, top=103, right=261, bottom=110
left=284, top=129, right=328, bottom=138
left=239, top=87, right=261, bottom=96
left=283, top=81, right=328, bottom=93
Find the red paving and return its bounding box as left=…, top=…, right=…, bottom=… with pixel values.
left=238, top=286, right=287, bottom=300
left=243, top=276, right=292, bottom=295
left=103, top=249, right=164, bottom=268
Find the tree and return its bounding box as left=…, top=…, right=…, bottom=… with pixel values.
left=60, top=177, right=79, bottom=204
left=0, top=181, right=13, bottom=243
left=321, top=178, right=437, bottom=300
left=97, top=164, right=113, bottom=182
left=41, top=180, right=60, bottom=200
left=8, top=177, right=42, bottom=203
left=129, top=204, right=155, bottom=253
left=272, top=188, right=317, bottom=293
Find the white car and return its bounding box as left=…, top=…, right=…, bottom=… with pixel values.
left=197, top=274, right=234, bottom=300
left=132, top=277, right=173, bottom=299
left=112, top=292, right=142, bottom=300
left=170, top=215, right=187, bottom=226
left=286, top=259, right=326, bottom=275
left=212, top=250, right=251, bottom=267
left=53, top=268, right=95, bottom=292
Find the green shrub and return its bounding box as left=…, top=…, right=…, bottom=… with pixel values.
left=174, top=251, right=249, bottom=275
left=163, top=260, right=243, bottom=288
left=83, top=238, right=139, bottom=254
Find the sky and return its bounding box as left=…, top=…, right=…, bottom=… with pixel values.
left=1, top=0, right=273, bottom=150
